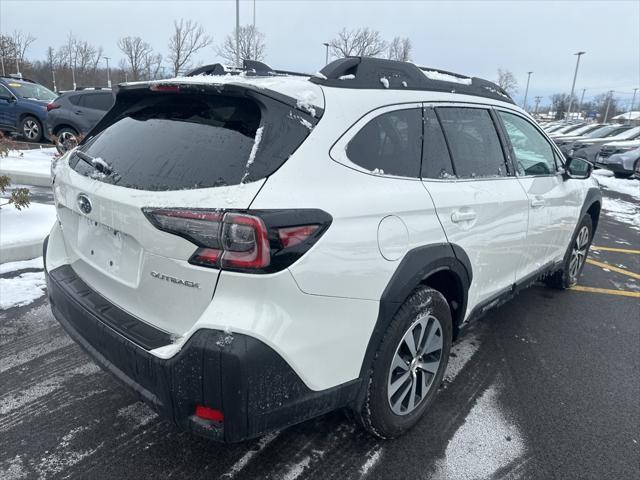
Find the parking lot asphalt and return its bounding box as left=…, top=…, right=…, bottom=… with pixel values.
left=1, top=184, right=638, bottom=480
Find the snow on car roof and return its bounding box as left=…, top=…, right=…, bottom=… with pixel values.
left=123, top=74, right=325, bottom=111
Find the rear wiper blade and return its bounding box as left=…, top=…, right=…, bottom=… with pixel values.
left=75, top=150, right=112, bottom=175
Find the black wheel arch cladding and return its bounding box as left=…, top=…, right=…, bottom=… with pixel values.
left=354, top=242, right=471, bottom=406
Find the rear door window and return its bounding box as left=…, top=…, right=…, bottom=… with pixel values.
left=79, top=92, right=114, bottom=111
left=72, top=91, right=314, bottom=190
left=497, top=111, right=556, bottom=175
left=436, top=107, right=508, bottom=178
left=422, top=107, right=454, bottom=179
left=346, top=108, right=422, bottom=177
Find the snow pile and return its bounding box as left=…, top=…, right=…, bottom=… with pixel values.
left=0, top=147, right=56, bottom=177
left=431, top=384, right=525, bottom=479
left=0, top=271, right=46, bottom=309
left=379, top=77, right=389, bottom=88
left=0, top=256, right=43, bottom=274
left=0, top=202, right=56, bottom=250
left=593, top=170, right=640, bottom=199
left=339, top=74, right=355, bottom=80
left=423, top=70, right=472, bottom=85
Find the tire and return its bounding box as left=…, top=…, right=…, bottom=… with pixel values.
left=352, top=286, right=452, bottom=439
left=545, top=214, right=593, bottom=290
left=20, top=116, right=43, bottom=142
left=55, top=127, right=79, bottom=154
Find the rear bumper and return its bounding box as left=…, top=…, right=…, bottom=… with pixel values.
left=46, top=261, right=359, bottom=442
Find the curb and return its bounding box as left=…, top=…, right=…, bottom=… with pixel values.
left=0, top=239, right=44, bottom=264
left=0, top=169, right=51, bottom=188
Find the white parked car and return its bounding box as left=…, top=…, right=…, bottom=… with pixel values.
left=45, top=57, right=602, bottom=442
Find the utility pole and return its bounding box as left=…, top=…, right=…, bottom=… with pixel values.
left=104, top=56, right=112, bottom=88
left=235, top=0, right=240, bottom=68
left=522, top=71, right=533, bottom=111
left=629, top=88, right=638, bottom=125
left=566, top=51, right=586, bottom=121
left=534, top=96, right=542, bottom=115
left=603, top=90, right=614, bottom=123
left=323, top=42, right=330, bottom=65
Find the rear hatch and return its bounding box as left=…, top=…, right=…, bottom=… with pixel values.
left=52, top=79, right=322, bottom=339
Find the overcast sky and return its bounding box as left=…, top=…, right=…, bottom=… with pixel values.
left=2, top=0, right=639, bottom=106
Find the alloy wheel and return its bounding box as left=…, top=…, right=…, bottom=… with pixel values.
left=387, top=315, right=443, bottom=415
left=23, top=119, right=40, bottom=140
left=569, top=225, right=589, bottom=283
left=56, top=131, right=78, bottom=153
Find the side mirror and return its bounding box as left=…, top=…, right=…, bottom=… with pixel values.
left=563, top=156, right=592, bottom=180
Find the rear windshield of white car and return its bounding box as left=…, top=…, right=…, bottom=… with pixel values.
left=70, top=91, right=315, bottom=190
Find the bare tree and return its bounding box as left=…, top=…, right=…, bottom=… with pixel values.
left=387, top=37, right=412, bottom=61
left=168, top=19, right=213, bottom=76
left=217, top=25, right=266, bottom=65
left=0, top=35, right=16, bottom=74
left=496, top=68, right=518, bottom=95
left=329, top=28, right=387, bottom=59
left=143, top=53, right=164, bottom=80
left=11, top=30, right=36, bottom=63
left=118, top=36, right=154, bottom=81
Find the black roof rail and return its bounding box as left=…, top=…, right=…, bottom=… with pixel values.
left=185, top=60, right=311, bottom=79
left=310, top=57, right=514, bottom=104
left=0, top=74, right=36, bottom=84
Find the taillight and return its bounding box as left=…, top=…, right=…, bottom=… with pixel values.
left=150, top=84, right=180, bottom=92
left=47, top=103, right=60, bottom=111
left=143, top=208, right=332, bottom=273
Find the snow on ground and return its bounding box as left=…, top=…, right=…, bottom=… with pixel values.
left=593, top=169, right=640, bottom=200
left=593, top=170, right=640, bottom=230
left=444, top=332, right=480, bottom=384
left=0, top=148, right=56, bottom=177
left=430, top=382, right=525, bottom=480
left=0, top=256, right=43, bottom=274
left=0, top=271, right=46, bottom=309
left=0, top=202, right=56, bottom=250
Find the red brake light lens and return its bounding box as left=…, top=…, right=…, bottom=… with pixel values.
left=150, top=84, right=180, bottom=92
left=278, top=225, right=320, bottom=248
left=47, top=103, right=60, bottom=111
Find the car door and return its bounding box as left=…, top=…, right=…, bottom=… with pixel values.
left=75, top=92, right=112, bottom=133
left=421, top=105, right=529, bottom=317
left=0, top=84, right=16, bottom=129
left=495, top=109, right=581, bottom=279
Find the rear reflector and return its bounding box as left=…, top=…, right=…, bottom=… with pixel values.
left=195, top=405, right=224, bottom=422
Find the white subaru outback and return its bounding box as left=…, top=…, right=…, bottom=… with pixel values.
left=45, top=57, right=601, bottom=442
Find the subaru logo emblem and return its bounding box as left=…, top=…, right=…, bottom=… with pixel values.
left=77, top=194, right=92, bottom=215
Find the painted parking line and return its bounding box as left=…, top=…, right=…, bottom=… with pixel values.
left=570, top=285, right=640, bottom=298
left=591, top=245, right=640, bottom=255
left=585, top=258, right=640, bottom=280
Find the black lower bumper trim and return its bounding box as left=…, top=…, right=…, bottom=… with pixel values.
left=46, top=264, right=360, bottom=442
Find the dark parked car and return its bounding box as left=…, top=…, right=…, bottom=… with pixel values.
left=0, top=76, right=57, bottom=142
left=555, top=124, right=633, bottom=156
left=46, top=88, right=114, bottom=152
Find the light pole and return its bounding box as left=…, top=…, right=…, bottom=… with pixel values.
left=52, top=70, right=57, bottom=92
left=534, top=96, right=542, bottom=116
left=579, top=88, right=586, bottom=117
left=603, top=90, right=614, bottom=123
left=0, top=55, right=4, bottom=76
left=235, top=0, right=240, bottom=68
left=566, top=51, right=585, bottom=121
left=104, top=56, right=112, bottom=88
left=323, top=42, right=330, bottom=65
left=522, top=71, right=533, bottom=111
left=629, top=88, right=638, bottom=124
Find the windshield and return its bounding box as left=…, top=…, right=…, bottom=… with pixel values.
left=6, top=81, right=56, bottom=101
left=610, top=126, right=640, bottom=141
